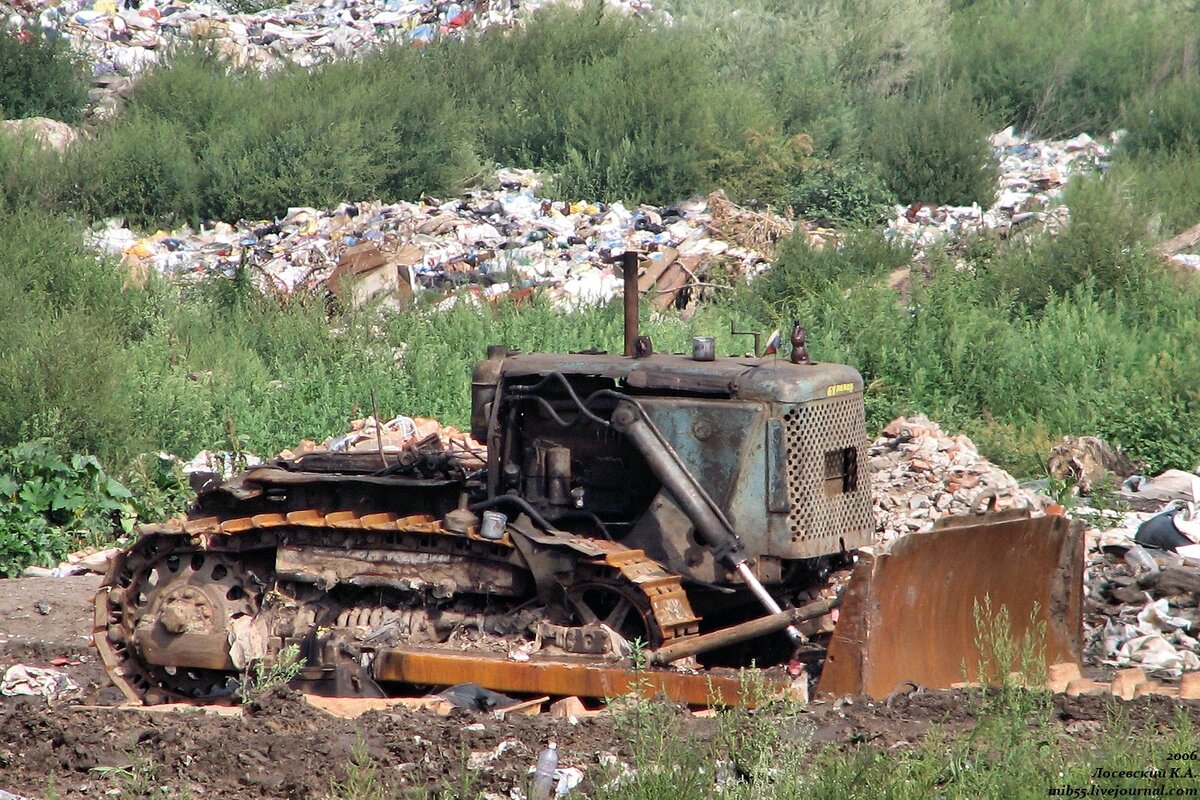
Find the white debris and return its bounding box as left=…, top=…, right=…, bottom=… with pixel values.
left=884, top=127, right=1112, bottom=252
left=1, top=665, right=82, bottom=702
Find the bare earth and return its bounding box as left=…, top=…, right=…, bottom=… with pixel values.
left=0, top=576, right=1197, bottom=799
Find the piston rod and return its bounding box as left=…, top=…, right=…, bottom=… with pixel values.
left=609, top=401, right=803, bottom=643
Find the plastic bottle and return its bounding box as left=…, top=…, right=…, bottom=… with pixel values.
left=531, top=741, right=558, bottom=800
left=1124, top=545, right=1160, bottom=577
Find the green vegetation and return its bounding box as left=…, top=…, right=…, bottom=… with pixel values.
left=0, top=440, right=135, bottom=576
left=3, top=0, right=1200, bottom=570
left=0, top=28, right=87, bottom=122
left=236, top=643, right=306, bottom=704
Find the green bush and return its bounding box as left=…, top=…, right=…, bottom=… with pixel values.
left=982, top=176, right=1154, bottom=310
left=1119, top=77, right=1200, bottom=157
left=73, top=45, right=479, bottom=224
left=865, top=86, right=998, bottom=206
left=751, top=229, right=912, bottom=313
left=789, top=159, right=897, bottom=225
left=943, top=0, right=1184, bottom=136
left=433, top=5, right=787, bottom=206
left=0, top=440, right=135, bottom=576
left=0, top=28, right=87, bottom=122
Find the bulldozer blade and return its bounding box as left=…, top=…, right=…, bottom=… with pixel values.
left=818, top=508, right=1084, bottom=699
left=372, top=647, right=793, bottom=707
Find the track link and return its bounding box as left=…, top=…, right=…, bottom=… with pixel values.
left=94, top=508, right=700, bottom=703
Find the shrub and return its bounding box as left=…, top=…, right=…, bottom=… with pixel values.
left=865, top=86, right=998, bottom=206
left=0, top=28, right=87, bottom=122
left=1119, top=77, right=1200, bottom=157
left=943, top=0, right=1182, bottom=137
left=431, top=5, right=786, bottom=206
left=751, top=229, right=912, bottom=312
left=789, top=159, right=897, bottom=225
left=74, top=45, right=478, bottom=224
left=73, top=114, right=201, bottom=227
left=982, top=176, right=1154, bottom=310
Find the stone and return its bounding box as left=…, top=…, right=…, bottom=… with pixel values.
left=1045, top=662, right=1082, bottom=693
left=1180, top=672, right=1200, bottom=700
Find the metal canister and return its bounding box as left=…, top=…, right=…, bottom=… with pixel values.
left=480, top=510, right=508, bottom=540
left=692, top=336, right=715, bottom=362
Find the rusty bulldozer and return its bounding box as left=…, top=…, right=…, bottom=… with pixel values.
left=93, top=253, right=1083, bottom=706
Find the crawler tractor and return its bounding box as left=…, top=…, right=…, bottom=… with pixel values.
left=94, top=254, right=1084, bottom=705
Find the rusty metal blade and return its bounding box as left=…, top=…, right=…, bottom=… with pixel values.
left=372, top=648, right=789, bottom=707
left=818, top=510, right=1084, bottom=699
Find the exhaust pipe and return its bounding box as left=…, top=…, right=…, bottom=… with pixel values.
left=622, top=250, right=639, bottom=357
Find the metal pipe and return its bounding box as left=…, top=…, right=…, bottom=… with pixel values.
left=622, top=250, right=639, bottom=357
left=735, top=562, right=803, bottom=643
left=650, top=594, right=840, bottom=665
left=609, top=401, right=802, bottom=642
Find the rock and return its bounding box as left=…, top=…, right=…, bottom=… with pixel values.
left=1065, top=678, right=1108, bottom=697
left=1180, top=672, right=1200, bottom=701
left=0, top=117, right=78, bottom=152
left=1045, top=662, right=1081, bottom=693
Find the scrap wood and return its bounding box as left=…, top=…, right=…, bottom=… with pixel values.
left=703, top=190, right=794, bottom=258
left=303, top=693, right=454, bottom=719
left=491, top=695, right=550, bottom=718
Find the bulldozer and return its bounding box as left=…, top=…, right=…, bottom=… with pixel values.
left=93, top=253, right=1084, bottom=706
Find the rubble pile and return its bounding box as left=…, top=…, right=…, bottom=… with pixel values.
left=3, top=0, right=657, bottom=118
left=1076, top=471, right=1200, bottom=678
left=90, top=172, right=796, bottom=308
left=283, top=412, right=486, bottom=468
left=885, top=127, right=1112, bottom=251
left=867, top=414, right=1043, bottom=543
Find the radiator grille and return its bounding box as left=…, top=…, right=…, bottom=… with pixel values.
left=783, top=396, right=872, bottom=546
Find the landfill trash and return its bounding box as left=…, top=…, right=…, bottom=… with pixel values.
left=1134, top=506, right=1200, bottom=553
left=90, top=177, right=800, bottom=312
left=531, top=742, right=558, bottom=800
left=436, top=682, right=518, bottom=712
left=182, top=448, right=263, bottom=479
left=0, top=664, right=82, bottom=702
left=22, top=545, right=120, bottom=578
left=867, top=414, right=1044, bottom=543
left=885, top=128, right=1112, bottom=252
left=2, top=0, right=664, bottom=119
left=1118, top=468, right=1200, bottom=509
left=1046, top=435, right=1138, bottom=495
left=0, top=790, right=35, bottom=800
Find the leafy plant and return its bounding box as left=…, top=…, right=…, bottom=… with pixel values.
left=865, top=85, right=998, bottom=207
left=326, top=740, right=386, bottom=800
left=0, top=439, right=135, bottom=576
left=789, top=158, right=897, bottom=225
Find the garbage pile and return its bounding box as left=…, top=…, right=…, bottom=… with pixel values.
left=89, top=172, right=797, bottom=309
left=3, top=0, right=656, bottom=118
left=867, top=414, right=1043, bottom=543
left=281, top=412, right=487, bottom=469
left=885, top=127, right=1112, bottom=251
left=1079, top=471, right=1200, bottom=678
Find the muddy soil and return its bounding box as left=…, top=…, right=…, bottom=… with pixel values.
left=1, top=576, right=1198, bottom=800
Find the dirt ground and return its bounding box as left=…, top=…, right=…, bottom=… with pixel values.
left=1, top=576, right=1198, bottom=800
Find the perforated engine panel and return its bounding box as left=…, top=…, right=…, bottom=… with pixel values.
left=782, top=395, right=873, bottom=554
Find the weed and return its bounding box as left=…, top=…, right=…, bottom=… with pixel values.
left=969, top=596, right=1052, bottom=724
left=236, top=643, right=305, bottom=703
left=712, top=668, right=811, bottom=791
left=326, top=740, right=386, bottom=800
